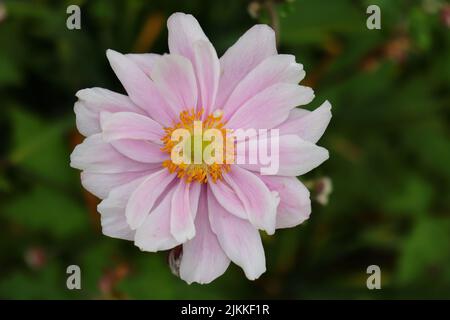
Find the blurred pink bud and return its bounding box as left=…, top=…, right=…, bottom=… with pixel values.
left=315, top=176, right=333, bottom=206
left=441, top=4, right=450, bottom=28
left=24, top=246, right=46, bottom=269
left=168, top=246, right=183, bottom=277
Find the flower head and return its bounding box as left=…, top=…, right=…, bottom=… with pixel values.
left=70, top=12, right=331, bottom=284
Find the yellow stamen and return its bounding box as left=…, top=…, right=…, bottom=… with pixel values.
left=161, top=109, right=233, bottom=184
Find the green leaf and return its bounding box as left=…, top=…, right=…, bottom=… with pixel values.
left=2, top=185, right=88, bottom=239
left=9, top=108, right=74, bottom=185
left=0, top=263, right=67, bottom=299
left=280, top=0, right=364, bottom=45
left=384, top=175, right=433, bottom=217
left=396, top=218, right=450, bottom=286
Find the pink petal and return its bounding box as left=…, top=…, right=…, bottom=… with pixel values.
left=223, top=166, right=278, bottom=235
left=106, top=49, right=174, bottom=125
left=207, top=180, right=247, bottom=219
left=167, top=12, right=209, bottom=65
left=74, top=88, right=142, bottom=136
left=167, top=13, right=219, bottom=114
left=110, top=139, right=167, bottom=164
left=226, top=84, right=314, bottom=130
left=259, top=175, right=311, bottom=229
left=97, top=176, right=149, bottom=240
left=215, top=25, right=277, bottom=109
left=101, top=112, right=163, bottom=144
left=223, top=54, right=305, bottom=116
left=74, top=101, right=99, bottom=137
left=80, top=169, right=158, bottom=199
left=149, top=54, right=197, bottom=115
left=170, top=182, right=201, bottom=243
left=134, top=185, right=180, bottom=252
left=100, top=213, right=134, bottom=241
left=189, top=182, right=202, bottom=218
left=208, top=190, right=266, bottom=280
left=278, top=100, right=332, bottom=144
left=98, top=176, right=148, bottom=212
left=70, top=134, right=153, bottom=173
left=126, top=53, right=162, bottom=77
left=126, top=168, right=176, bottom=229
left=193, top=40, right=220, bottom=115
left=179, top=188, right=230, bottom=284
left=237, top=134, right=329, bottom=176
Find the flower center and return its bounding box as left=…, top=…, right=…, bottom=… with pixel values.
left=161, top=109, right=233, bottom=184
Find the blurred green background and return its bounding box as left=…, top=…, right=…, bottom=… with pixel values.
left=0, top=0, right=449, bottom=299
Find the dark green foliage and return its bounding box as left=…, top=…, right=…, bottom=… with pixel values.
left=0, top=0, right=449, bottom=299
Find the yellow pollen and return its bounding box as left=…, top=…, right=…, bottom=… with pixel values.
left=161, top=109, right=234, bottom=184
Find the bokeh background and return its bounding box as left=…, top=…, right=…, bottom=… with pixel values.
left=0, top=0, right=449, bottom=299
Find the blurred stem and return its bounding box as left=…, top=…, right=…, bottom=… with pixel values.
left=265, top=0, right=280, bottom=47
left=133, top=12, right=165, bottom=53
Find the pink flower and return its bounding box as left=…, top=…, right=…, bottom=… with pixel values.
left=70, top=12, right=331, bottom=284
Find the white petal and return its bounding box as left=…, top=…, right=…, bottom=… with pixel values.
left=223, top=54, right=305, bottom=116
left=149, top=54, right=198, bottom=115
left=237, top=134, right=329, bottom=176
left=167, top=12, right=209, bottom=64
left=223, top=166, right=278, bottom=235
left=170, top=182, right=201, bottom=243
left=126, top=169, right=176, bottom=229
left=80, top=170, right=157, bottom=199
left=193, top=40, right=220, bottom=115
left=216, top=24, right=277, bottom=109
left=101, top=112, right=163, bottom=143
left=208, top=189, right=266, bottom=280
left=226, top=83, right=314, bottom=130
left=74, top=88, right=142, bottom=137
left=279, top=100, right=332, bottom=143
left=259, top=175, right=311, bottom=229
left=126, top=53, right=162, bottom=77
left=207, top=180, right=247, bottom=219
left=70, top=134, right=153, bottom=173
left=110, top=139, right=167, bottom=164
left=97, top=176, right=149, bottom=240
left=106, top=49, right=175, bottom=125
left=179, top=188, right=230, bottom=284
left=134, top=185, right=180, bottom=252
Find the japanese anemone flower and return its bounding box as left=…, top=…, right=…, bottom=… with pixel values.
left=70, top=12, right=331, bottom=284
